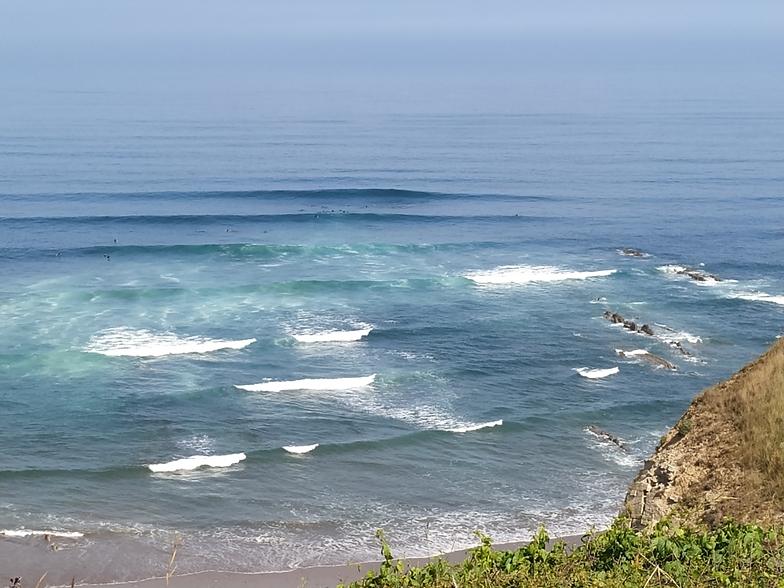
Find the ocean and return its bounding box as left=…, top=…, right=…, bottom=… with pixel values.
left=1, top=14, right=783, bottom=583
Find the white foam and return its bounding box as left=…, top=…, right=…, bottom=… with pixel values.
left=283, top=444, right=319, bottom=454
left=236, top=374, right=376, bottom=392
left=576, top=367, right=619, bottom=379
left=657, top=264, right=687, bottom=274
left=728, top=292, right=784, bottom=306
left=1, top=529, right=84, bottom=538
left=446, top=420, right=503, bottom=433
left=85, top=327, right=256, bottom=357
left=292, top=328, right=372, bottom=343
left=615, top=349, right=648, bottom=357
left=663, top=332, right=702, bottom=344
left=148, top=453, right=246, bottom=473
left=465, top=265, right=616, bottom=285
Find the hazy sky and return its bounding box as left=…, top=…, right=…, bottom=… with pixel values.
left=2, top=0, right=782, bottom=84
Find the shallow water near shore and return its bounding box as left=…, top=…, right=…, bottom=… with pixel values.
left=2, top=29, right=783, bottom=587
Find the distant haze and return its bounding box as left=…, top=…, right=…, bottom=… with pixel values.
left=2, top=0, right=781, bottom=86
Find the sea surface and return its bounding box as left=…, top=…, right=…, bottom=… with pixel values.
left=1, top=64, right=783, bottom=583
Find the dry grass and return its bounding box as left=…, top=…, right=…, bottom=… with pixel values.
left=697, top=337, right=784, bottom=521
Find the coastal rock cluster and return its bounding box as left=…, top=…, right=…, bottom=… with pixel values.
left=676, top=268, right=722, bottom=283
left=603, top=310, right=655, bottom=336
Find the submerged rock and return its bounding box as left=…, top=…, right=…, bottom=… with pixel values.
left=616, top=349, right=676, bottom=370
left=620, top=248, right=645, bottom=257
left=587, top=425, right=628, bottom=452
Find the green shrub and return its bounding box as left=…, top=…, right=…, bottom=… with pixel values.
left=339, top=518, right=784, bottom=588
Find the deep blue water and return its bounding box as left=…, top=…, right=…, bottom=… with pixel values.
left=1, top=60, right=783, bottom=584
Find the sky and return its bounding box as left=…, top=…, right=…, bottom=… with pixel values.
left=1, top=0, right=782, bottom=86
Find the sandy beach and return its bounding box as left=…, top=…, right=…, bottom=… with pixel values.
left=1, top=536, right=584, bottom=588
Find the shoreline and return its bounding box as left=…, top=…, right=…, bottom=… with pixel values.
left=3, top=535, right=585, bottom=588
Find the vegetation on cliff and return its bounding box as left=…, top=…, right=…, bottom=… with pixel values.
left=624, top=337, right=784, bottom=528
left=342, top=522, right=784, bottom=588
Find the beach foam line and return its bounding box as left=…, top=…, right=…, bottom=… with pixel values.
left=148, top=453, right=246, bottom=473
left=283, top=444, right=319, bottom=454
left=465, top=265, right=616, bottom=285
left=446, top=419, right=503, bottom=433
left=237, top=374, right=376, bottom=392
left=2, top=529, right=84, bottom=538
left=575, top=367, right=619, bottom=379
left=292, top=328, right=372, bottom=343
left=85, top=327, right=256, bottom=357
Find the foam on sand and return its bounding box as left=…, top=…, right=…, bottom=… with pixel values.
left=85, top=327, right=256, bottom=357
left=283, top=444, right=319, bottom=454
left=148, top=453, right=246, bottom=473
left=2, top=529, right=84, bottom=538
left=236, top=374, right=376, bottom=392
left=465, top=265, right=616, bottom=285
left=292, top=328, right=372, bottom=343
left=575, top=367, right=619, bottom=379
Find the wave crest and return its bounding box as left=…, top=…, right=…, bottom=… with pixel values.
left=85, top=328, right=256, bottom=357
left=148, top=453, right=246, bottom=473
left=236, top=374, right=376, bottom=392
left=283, top=444, right=319, bottom=454
left=292, top=328, right=372, bottom=343
left=575, top=367, right=619, bottom=379
left=465, top=265, right=616, bottom=285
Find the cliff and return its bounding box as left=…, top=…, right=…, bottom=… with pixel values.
left=623, top=337, right=784, bottom=528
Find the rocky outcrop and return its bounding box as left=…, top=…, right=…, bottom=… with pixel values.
left=587, top=425, right=628, bottom=452
left=603, top=311, right=655, bottom=337
left=616, top=349, right=676, bottom=370
left=676, top=268, right=722, bottom=282
left=620, top=249, right=645, bottom=257
left=668, top=341, right=692, bottom=357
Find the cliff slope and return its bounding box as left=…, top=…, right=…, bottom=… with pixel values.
left=623, top=337, right=784, bottom=528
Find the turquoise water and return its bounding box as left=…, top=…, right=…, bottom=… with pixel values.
left=1, top=41, right=783, bottom=586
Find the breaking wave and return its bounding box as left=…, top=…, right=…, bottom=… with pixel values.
left=292, top=328, right=372, bottom=343
left=727, top=292, right=784, bottom=306
left=614, top=349, right=648, bottom=357
left=283, top=444, right=319, bottom=454
left=148, top=453, right=246, bottom=473
left=575, top=367, right=619, bottom=379
left=236, top=374, right=376, bottom=393
left=85, top=328, right=256, bottom=357
left=465, top=265, right=616, bottom=285
left=1, top=529, right=84, bottom=538
left=446, top=420, right=504, bottom=433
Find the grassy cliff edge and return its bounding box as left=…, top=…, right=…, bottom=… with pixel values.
left=341, top=338, right=784, bottom=587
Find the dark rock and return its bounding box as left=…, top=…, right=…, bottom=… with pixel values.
left=587, top=425, right=629, bottom=452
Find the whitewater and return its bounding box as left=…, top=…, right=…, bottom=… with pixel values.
left=1, top=25, right=782, bottom=584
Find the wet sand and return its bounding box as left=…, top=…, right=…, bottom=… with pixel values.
left=2, top=536, right=584, bottom=587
